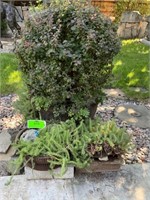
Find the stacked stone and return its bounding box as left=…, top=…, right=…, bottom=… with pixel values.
left=117, top=11, right=149, bottom=39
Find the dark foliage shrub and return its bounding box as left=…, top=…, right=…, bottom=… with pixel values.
left=16, top=3, right=120, bottom=121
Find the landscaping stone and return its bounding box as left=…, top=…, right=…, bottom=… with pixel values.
left=146, top=16, right=150, bottom=40
left=103, top=88, right=126, bottom=99
left=0, top=130, right=11, bottom=153
left=0, top=38, right=14, bottom=53
left=0, top=161, right=10, bottom=176
left=25, top=166, right=74, bottom=180
left=114, top=104, right=150, bottom=128
left=140, top=38, right=150, bottom=46
left=0, top=146, right=16, bottom=161
left=117, top=11, right=148, bottom=39
left=128, top=87, right=149, bottom=94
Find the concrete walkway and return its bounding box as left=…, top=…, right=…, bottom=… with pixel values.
left=0, top=163, right=150, bottom=200
left=0, top=37, right=14, bottom=52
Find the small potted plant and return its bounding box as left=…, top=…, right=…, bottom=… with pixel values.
left=75, top=119, right=133, bottom=173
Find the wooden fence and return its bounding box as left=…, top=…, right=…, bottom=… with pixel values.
left=91, top=0, right=117, bottom=19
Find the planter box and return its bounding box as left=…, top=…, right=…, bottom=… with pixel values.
left=25, top=165, right=74, bottom=180
left=76, top=159, right=123, bottom=174
left=25, top=156, right=55, bottom=171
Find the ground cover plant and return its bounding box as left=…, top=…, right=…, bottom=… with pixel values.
left=112, top=39, right=149, bottom=100
left=0, top=53, right=23, bottom=95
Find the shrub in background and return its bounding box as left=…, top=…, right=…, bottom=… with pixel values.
left=15, top=1, right=120, bottom=121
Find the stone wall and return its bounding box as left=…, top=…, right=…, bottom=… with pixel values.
left=117, top=11, right=150, bottom=40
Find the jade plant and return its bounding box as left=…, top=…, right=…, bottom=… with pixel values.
left=15, top=1, right=121, bottom=121
left=12, top=119, right=132, bottom=178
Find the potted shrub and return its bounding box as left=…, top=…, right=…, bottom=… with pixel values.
left=15, top=1, right=121, bottom=121
left=12, top=118, right=132, bottom=177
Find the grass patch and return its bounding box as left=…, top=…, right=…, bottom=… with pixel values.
left=0, top=53, right=23, bottom=95
left=112, top=39, right=150, bottom=100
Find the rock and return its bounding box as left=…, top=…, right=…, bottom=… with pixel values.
left=98, top=156, right=108, bottom=161
left=0, top=130, right=11, bottom=153
left=0, top=146, right=16, bottom=161
left=137, top=158, right=143, bottom=164
left=103, top=89, right=126, bottom=99
left=117, top=11, right=147, bottom=39
left=126, top=159, right=132, bottom=164
left=120, top=11, right=142, bottom=23
left=132, top=155, right=138, bottom=162
left=140, top=154, right=147, bottom=161
left=0, top=161, right=10, bottom=176
left=25, top=165, right=74, bottom=180
left=140, top=147, right=149, bottom=155
left=6, top=157, right=21, bottom=175
left=114, top=104, right=150, bottom=128
left=145, top=15, right=150, bottom=40
left=128, top=87, right=149, bottom=94
left=139, top=21, right=148, bottom=38
left=125, top=154, right=139, bottom=163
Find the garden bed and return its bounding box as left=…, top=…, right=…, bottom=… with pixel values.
left=0, top=93, right=150, bottom=177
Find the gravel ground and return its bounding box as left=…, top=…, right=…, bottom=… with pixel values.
left=0, top=94, right=24, bottom=142
left=0, top=94, right=150, bottom=165
left=96, top=97, right=150, bottom=164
